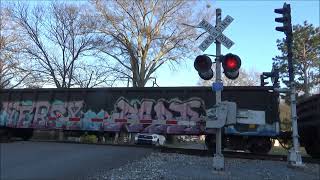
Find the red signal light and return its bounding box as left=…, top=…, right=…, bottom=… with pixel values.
left=221, top=53, right=241, bottom=80
left=225, top=57, right=237, bottom=69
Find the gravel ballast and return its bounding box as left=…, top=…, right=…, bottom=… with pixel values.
left=89, top=153, right=319, bottom=180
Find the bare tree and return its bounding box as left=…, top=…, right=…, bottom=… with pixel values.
left=0, top=7, right=30, bottom=89
left=10, top=2, right=101, bottom=88
left=92, top=0, right=214, bottom=87
left=72, top=63, right=119, bottom=88
left=198, top=67, right=260, bottom=86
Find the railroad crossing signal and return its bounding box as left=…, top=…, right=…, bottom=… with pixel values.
left=195, top=15, right=240, bottom=81
left=198, top=15, right=234, bottom=51
left=194, top=53, right=242, bottom=80
left=194, top=55, right=213, bottom=80
left=221, top=53, right=241, bottom=80
left=274, top=3, right=292, bottom=36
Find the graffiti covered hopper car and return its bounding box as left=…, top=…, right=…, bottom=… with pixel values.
left=0, top=86, right=280, bottom=153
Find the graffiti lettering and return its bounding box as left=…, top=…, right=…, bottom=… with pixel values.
left=139, top=100, right=154, bottom=120
left=33, top=101, right=50, bottom=127
left=168, top=99, right=202, bottom=121
left=5, top=102, right=20, bottom=127
left=0, top=97, right=205, bottom=132
left=154, top=99, right=173, bottom=120
left=112, top=98, right=139, bottom=120
left=17, top=101, right=34, bottom=128
left=67, top=101, right=83, bottom=118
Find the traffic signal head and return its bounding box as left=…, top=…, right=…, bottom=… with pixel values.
left=261, top=74, right=269, bottom=86
left=274, top=3, right=292, bottom=35
left=261, top=66, right=280, bottom=87
left=271, top=66, right=280, bottom=87
left=221, top=53, right=241, bottom=80
left=194, top=55, right=213, bottom=80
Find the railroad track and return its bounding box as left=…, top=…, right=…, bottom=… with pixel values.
left=157, top=147, right=320, bottom=164
left=3, top=139, right=319, bottom=164
left=1, top=138, right=158, bottom=149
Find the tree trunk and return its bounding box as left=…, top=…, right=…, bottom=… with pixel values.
left=304, top=71, right=310, bottom=96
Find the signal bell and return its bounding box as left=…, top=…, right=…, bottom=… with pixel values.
left=221, top=53, right=241, bottom=80
left=194, top=55, right=213, bottom=80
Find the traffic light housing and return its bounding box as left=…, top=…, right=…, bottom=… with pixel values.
left=261, top=74, right=269, bottom=86
left=260, top=66, right=280, bottom=87
left=274, top=3, right=292, bottom=35
left=270, top=66, right=280, bottom=87
left=194, top=55, right=213, bottom=80
left=221, top=53, right=241, bottom=80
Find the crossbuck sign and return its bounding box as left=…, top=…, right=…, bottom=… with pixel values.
left=198, top=15, right=234, bottom=51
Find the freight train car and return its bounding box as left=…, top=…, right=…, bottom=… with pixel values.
left=0, top=86, right=280, bottom=154
left=297, top=93, right=320, bottom=158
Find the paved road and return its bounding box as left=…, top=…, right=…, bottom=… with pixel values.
left=0, top=141, right=153, bottom=180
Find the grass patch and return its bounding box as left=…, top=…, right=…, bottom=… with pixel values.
left=270, top=146, right=309, bottom=157
left=80, top=134, right=98, bottom=143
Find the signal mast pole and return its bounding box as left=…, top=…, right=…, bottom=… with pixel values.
left=194, top=7, right=237, bottom=171
left=213, top=8, right=224, bottom=170
left=287, top=18, right=304, bottom=168
left=274, top=3, right=303, bottom=167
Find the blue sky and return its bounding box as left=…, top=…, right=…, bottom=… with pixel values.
left=5, top=0, right=319, bottom=87
left=153, top=0, right=320, bottom=87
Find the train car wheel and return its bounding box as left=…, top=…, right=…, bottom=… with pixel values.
left=0, top=128, right=12, bottom=142
left=305, top=140, right=320, bottom=158
left=248, top=137, right=272, bottom=154
left=22, top=132, right=33, bottom=141
left=205, top=135, right=216, bottom=154
left=14, top=129, right=33, bottom=141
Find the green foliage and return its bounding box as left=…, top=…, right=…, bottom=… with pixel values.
left=80, top=134, right=98, bottom=143
left=273, top=21, right=320, bottom=97
left=279, top=102, right=291, bottom=131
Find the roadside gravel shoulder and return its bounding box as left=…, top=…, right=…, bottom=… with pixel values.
left=89, top=152, right=320, bottom=180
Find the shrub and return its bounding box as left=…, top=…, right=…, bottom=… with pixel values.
left=80, top=134, right=98, bottom=143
